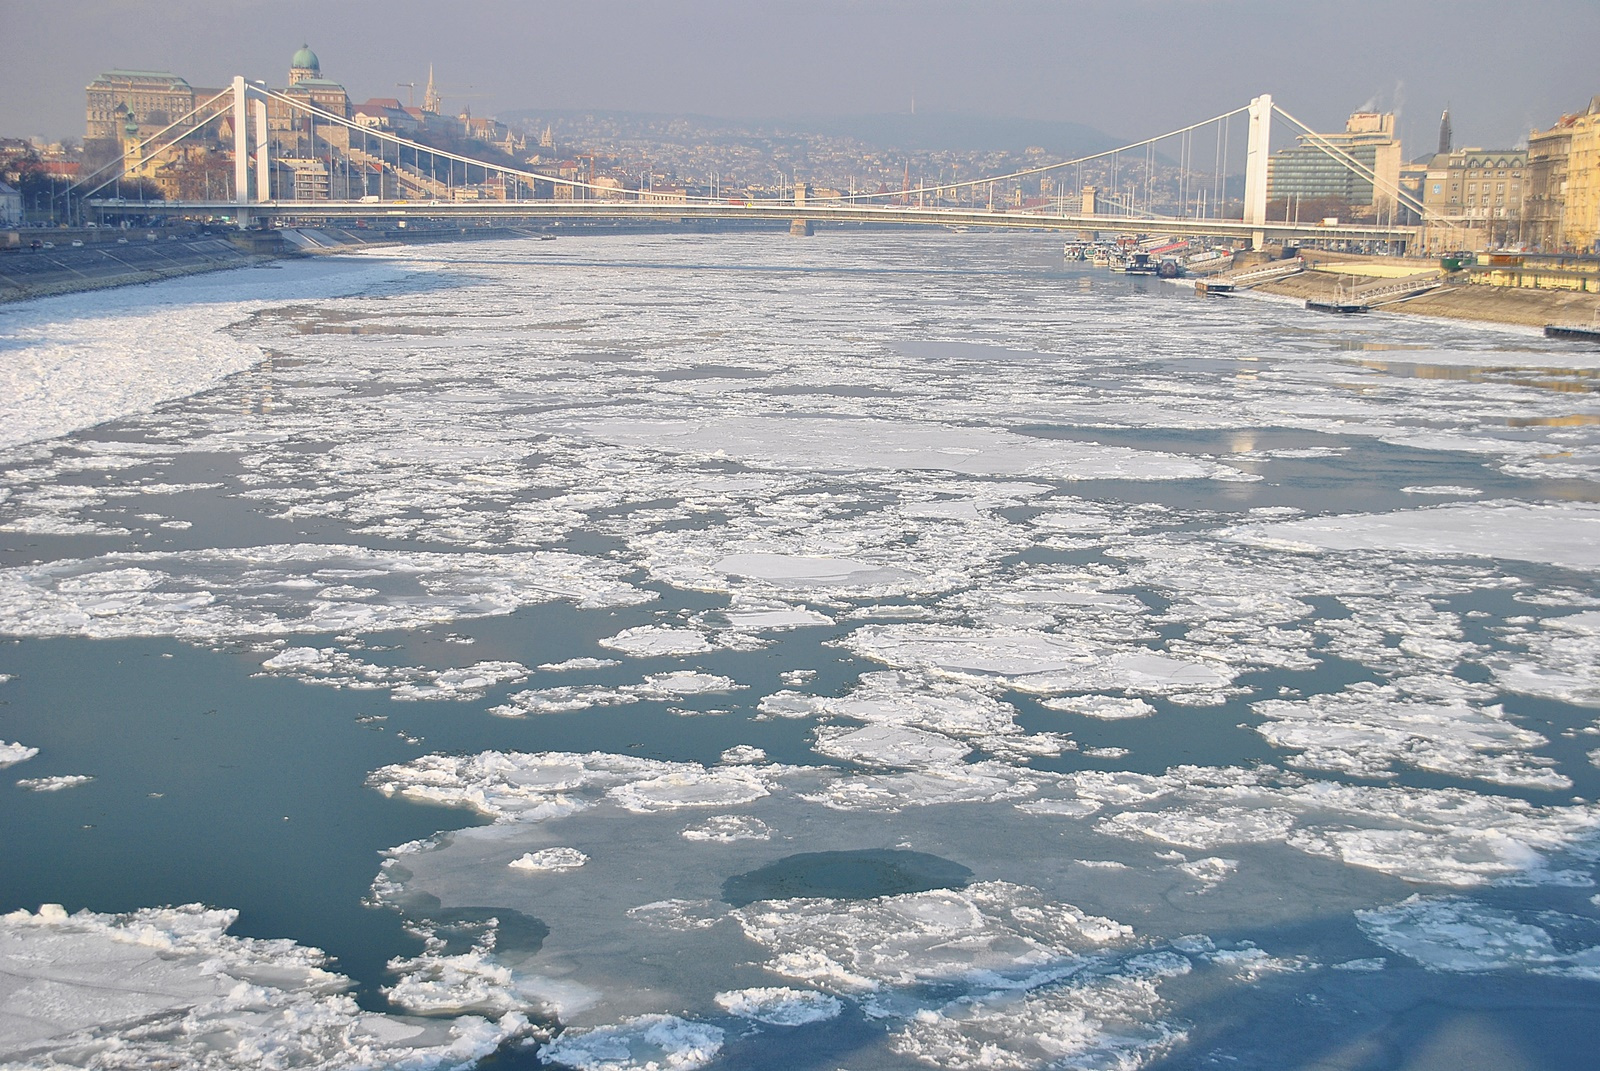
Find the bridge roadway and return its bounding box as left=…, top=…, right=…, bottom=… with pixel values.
left=96, top=198, right=1420, bottom=247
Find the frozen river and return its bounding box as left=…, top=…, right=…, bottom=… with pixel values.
left=1, top=232, right=1599, bottom=1070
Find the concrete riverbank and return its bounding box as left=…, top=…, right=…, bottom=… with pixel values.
left=0, top=234, right=280, bottom=304
left=0, top=224, right=542, bottom=305
left=1251, top=259, right=1599, bottom=331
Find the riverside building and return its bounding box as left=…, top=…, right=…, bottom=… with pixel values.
left=1527, top=95, right=1600, bottom=253
left=1266, top=111, right=1404, bottom=219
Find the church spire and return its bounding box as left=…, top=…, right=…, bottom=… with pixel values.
left=423, top=64, right=441, bottom=114
left=1438, top=105, right=1453, bottom=156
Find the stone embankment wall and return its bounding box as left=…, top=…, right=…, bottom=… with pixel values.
left=1255, top=268, right=1600, bottom=329
left=0, top=225, right=540, bottom=304
left=0, top=236, right=273, bottom=304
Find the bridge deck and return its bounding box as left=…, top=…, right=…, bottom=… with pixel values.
left=91, top=199, right=1420, bottom=245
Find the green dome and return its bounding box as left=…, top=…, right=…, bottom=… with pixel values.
left=290, top=45, right=319, bottom=72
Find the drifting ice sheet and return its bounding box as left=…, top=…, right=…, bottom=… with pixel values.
left=1227, top=501, right=1600, bottom=572
left=0, top=903, right=529, bottom=1069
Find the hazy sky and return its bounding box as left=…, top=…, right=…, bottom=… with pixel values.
left=6, top=0, right=1596, bottom=154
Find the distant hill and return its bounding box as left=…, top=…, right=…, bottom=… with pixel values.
left=796, top=113, right=1119, bottom=156
left=497, top=107, right=1119, bottom=157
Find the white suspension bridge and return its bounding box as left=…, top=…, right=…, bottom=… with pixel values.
left=81, top=78, right=1446, bottom=251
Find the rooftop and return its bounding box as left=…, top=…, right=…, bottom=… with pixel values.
left=91, top=70, right=191, bottom=85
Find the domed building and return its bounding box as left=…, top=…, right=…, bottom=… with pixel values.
left=288, top=45, right=320, bottom=86
left=276, top=43, right=348, bottom=124
left=269, top=43, right=352, bottom=196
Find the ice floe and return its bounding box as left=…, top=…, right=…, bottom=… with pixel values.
left=509, top=847, right=590, bottom=872
left=0, top=741, right=38, bottom=768
left=1493, top=609, right=1600, bottom=708
left=1227, top=500, right=1600, bottom=571
left=258, top=646, right=529, bottom=701
left=713, top=986, right=841, bottom=1025
left=680, top=814, right=772, bottom=842
left=563, top=414, right=1250, bottom=482
left=539, top=1014, right=723, bottom=1071
left=1081, top=768, right=1600, bottom=886
left=0, top=545, right=650, bottom=643
left=1357, top=895, right=1600, bottom=979
left=1252, top=683, right=1567, bottom=788
left=0, top=902, right=530, bottom=1069
left=848, top=624, right=1237, bottom=703
left=0, top=257, right=402, bottom=449
left=598, top=625, right=716, bottom=657
left=16, top=774, right=92, bottom=792
left=1039, top=695, right=1156, bottom=720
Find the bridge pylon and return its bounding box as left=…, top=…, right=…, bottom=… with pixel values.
left=232, top=76, right=250, bottom=225
left=1243, top=93, right=1273, bottom=250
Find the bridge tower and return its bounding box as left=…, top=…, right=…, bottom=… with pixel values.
left=232, top=76, right=250, bottom=221
left=1243, top=93, right=1273, bottom=250
left=254, top=98, right=270, bottom=203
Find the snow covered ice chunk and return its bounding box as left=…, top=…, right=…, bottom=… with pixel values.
left=598, top=625, right=716, bottom=657
left=509, top=847, right=590, bottom=872
left=680, top=814, right=772, bottom=842
left=490, top=685, right=640, bottom=717
left=539, top=1014, right=723, bottom=1071
left=259, top=646, right=530, bottom=701
left=1402, top=485, right=1483, bottom=496
left=564, top=414, right=1248, bottom=481
left=733, top=880, right=1133, bottom=993
left=717, top=604, right=833, bottom=630
left=16, top=774, right=92, bottom=792
left=0, top=544, right=651, bottom=643
left=0, top=741, right=38, bottom=768
left=849, top=624, right=1235, bottom=701
left=1085, top=769, right=1600, bottom=887
left=632, top=671, right=744, bottom=698
left=1226, top=500, right=1600, bottom=572
left=1252, top=685, right=1567, bottom=789
left=1493, top=609, right=1600, bottom=709
left=1357, top=895, right=1600, bottom=979
left=813, top=722, right=974, bottom=768
left=0, top=257, right=403, bottom=449
left=540, top=657, right=623, bottom=672
left=1040, top=695, right=1156, bottom=720
left=713, top=987, right=841, bottom=1025
left=0, top=902, right=531, bottom=1069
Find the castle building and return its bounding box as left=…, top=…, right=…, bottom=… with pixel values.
left=85, top=70, right=197, bottom=140
left=288, top=45, right=320, bottom=86
left=278, top=46, right=350, bottom=123
left=268, top=45, right=352, bottom=166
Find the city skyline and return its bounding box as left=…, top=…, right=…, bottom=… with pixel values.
left=6, top=0, right=1598, bottom=152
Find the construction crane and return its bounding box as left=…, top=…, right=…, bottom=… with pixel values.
left=396, top=82, right=417, bottom=107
